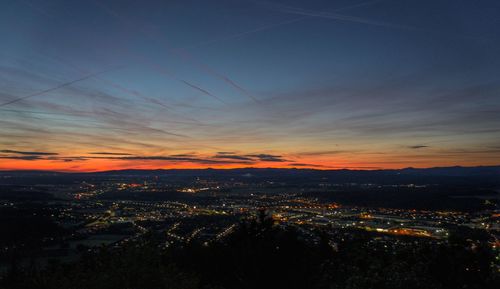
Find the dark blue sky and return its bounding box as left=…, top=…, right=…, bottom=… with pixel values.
left=0, top=0, right=499, bottom=171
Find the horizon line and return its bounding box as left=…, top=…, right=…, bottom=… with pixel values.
left=1, top=164, right=499, bottom=174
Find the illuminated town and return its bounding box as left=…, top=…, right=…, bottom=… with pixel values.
left=1, top=169, right=499, bottom=273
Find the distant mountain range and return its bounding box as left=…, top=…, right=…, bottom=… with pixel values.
left=1, top=167, right=498, bottom=210
left=1, top=165, right=500, bottom=176
left=1, top=166, right=499, bottom=185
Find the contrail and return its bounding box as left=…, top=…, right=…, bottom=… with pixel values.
left=177, top=0, right=392, bottom=104
left=13, top=2, right=207, bottom=116
left=179, top=80, right=227, bottom=104
left=195, top=0, right=390, bottom=50
left=184, top=0, right=389, bottom=49
left=93, top=1, right=252, bottom=104
left=0, top=68, right=118, bottom=107
left=281, top=8, right=416, bottom=30
left=2, top=113, right=189, bottom=137
left=111, top=3, right=258, bottom=103
left=0, top=108, right=211, bottom=126
left=46, top=53, right=206, bottom=124
left=183, top=16, right=308, bottom=50
left=124, top=47, right=228, bottom=105
left=19, top=0, right=228, bottom=107
left=257, top=0, right=417, bottom=31
left=91, top=1, right=229, bottom=105
left=174, top=49, right=261, bottom=104
left=24, top=0, right=256, bottom=105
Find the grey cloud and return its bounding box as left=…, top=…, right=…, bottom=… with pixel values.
left=52, top=157, right=90, bottom=162
left=0, top=149, right=58, bottom=156
left=212, top=152, right=287, bottom=162
left=170, top=153, right=197, bottom=157
left=0, top=155, right=43, bottom=160
left=298, top=150, right=356, bottom=156
left=85, top=152, right=290, bottom=164
left=91, top=155, right=252, bottom=165
left=246, top=154, right=286, bottom=162
left=213, top=153, right=254, bottom=161
left=288, top=162, right=328, bottom=168
left=408, top=145, right=429, bottom=149
left=89, top=152, right=133, bottom=155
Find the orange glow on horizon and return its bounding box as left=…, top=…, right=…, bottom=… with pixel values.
left=1, top=157, right=498, bottom=172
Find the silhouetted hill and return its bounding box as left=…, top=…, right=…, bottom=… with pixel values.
left=1, top=166, right=499, bottom=185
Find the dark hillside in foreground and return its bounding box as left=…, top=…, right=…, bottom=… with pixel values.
left=2, top=215, right=498, bottom=289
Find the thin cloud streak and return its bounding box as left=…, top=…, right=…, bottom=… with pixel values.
left=88, top=152, right=133, bottom=156
left=184, top=16, right=308, bottom=50
left=175, top=50, right=260, bottom=104
left=0, top=67, right=120, bottom=107
left=96, top=0, right=260, bottom=104
left=259, top=0, right=417, bottom=31
left=91, top=1, right=229, bottom=105
left=408, top=145, right=429, bottom=149
left=0, top=149, right=58, bottom=155
left=186, top=0, right=387, bottom=50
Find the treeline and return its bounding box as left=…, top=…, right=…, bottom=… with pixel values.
left=2, top=214, right=499, bottom=289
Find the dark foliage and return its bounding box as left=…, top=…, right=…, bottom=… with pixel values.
left=1, top=214, right=498, bottom=289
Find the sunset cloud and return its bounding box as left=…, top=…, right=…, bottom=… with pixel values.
left=0, top=149, right=58, bottom=156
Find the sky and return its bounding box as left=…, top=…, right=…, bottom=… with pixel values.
left=0, top=0, right=499, bottom=172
